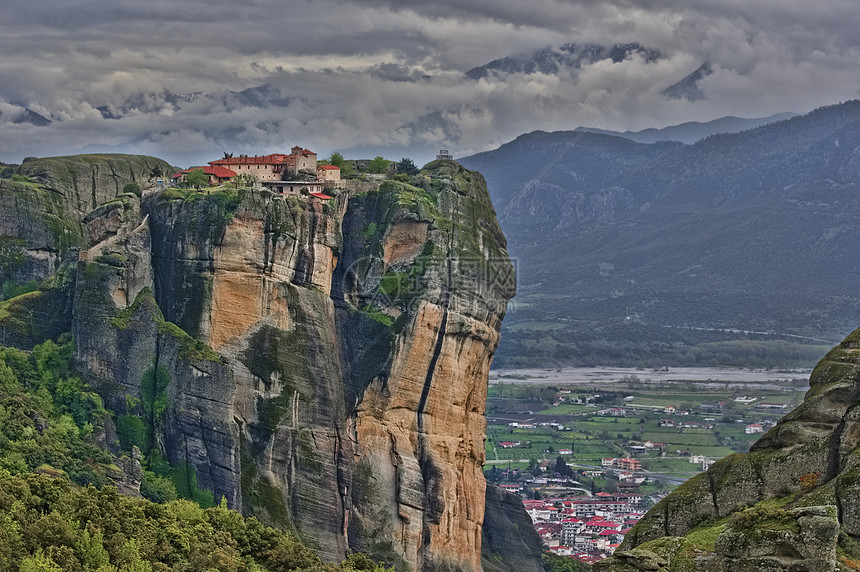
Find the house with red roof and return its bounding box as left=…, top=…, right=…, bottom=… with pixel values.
left=584, top=520, right=621, bottom=532
left=499, top=483, right=522, bottom=493
left=172, top=165, right=237, bottom=186
left=598, top=529, right=622, bottom=539
left=317, top=164, right=341, bottom=185
left=616, top=458, right=642, bottom=472
left=524, top=502, right=559, bottom=522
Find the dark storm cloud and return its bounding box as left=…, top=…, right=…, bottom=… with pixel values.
left=1, top=0, right=859, bottom=165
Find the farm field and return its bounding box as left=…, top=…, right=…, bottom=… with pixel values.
left=485, top=368, right=807, bottom=485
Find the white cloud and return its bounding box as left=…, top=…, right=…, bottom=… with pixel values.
left=1, top=0, right=859, bottom=165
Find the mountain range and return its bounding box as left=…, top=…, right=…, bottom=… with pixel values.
left=576, top=112, right=797, bottom=145
left=460, top=100, right=860, bottom=368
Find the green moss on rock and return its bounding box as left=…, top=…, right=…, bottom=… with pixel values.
left=240, top=432, right=292, bottom=529
left=109, top=288, right=222, bottom=363
left=0, top=265, right=74, bottom=349
left=158, top=320, right=222, bottom=362
left=17, top=154, right=173, bottom=215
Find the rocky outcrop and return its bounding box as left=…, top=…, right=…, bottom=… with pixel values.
left=61, top=161, right=519, bottom=571
left=338, top=167, right=515, bottom=571
left=482, top=485, right=544, bottom=572
left=17, top=154, right=173, bottom=216
left=1, top=155, right=171, bottom=347
left=597, top=326, right=860, bottom=571
left=0, top=174, right=85, bottom=348
left=0, top=177, right=83, bottom=289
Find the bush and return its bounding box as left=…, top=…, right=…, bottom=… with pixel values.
left=10, top=174, right=36, bottom=184
left=122, top=181, right=141, bottom=197
left=140, top=471, right=178, bottom=503
left=116, top=415, right=148, bottom=451
left=2, top=279, right=39, bottom=301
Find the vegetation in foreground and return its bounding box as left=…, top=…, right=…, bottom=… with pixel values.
left=543, top=552, right=592, bottom=571
left=0, top=472, right=390, bottom=571
left=0, top=336, right=390, bottom=571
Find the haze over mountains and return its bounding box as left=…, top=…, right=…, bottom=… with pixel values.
left=576, top=112, right=797, bottom=145
left=460, top=100, right=860, bottom=368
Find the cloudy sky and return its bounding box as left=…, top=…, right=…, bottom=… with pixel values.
left=1, top=0, right=859, bottom=167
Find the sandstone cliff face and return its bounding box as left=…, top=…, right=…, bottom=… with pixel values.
left=337, top=165, right=515, bottom=571
left=597, top=327, right=860, bottom=572
left=62, top=161, right=518, bottom=571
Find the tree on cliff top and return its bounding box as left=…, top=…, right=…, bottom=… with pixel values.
left=185, top=168, right=208, bottom=190
left=122, top=181, right=141, bottom=197
left=368, top=156, right=389, bottom=174
left=326, top=152, right=353, bottom=176
left=396, top=157, right=419, bottom=175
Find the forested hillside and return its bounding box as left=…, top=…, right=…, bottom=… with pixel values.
left=0, top=338, right=390, bottom=571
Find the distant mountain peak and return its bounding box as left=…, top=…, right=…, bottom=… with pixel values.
left=662, top=62, right=713, bottom=101
left=0, top=106, right=52, bottom=126
left=162, top=88, right=202, bottom=104
left=466, top=42, right=662, bottom=80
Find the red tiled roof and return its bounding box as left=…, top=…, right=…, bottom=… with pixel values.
left=173, top=166, right=236, bottom=178
left=309, top=192, right=333, bottom=200
left=210, top=154, right=292, bottom=166
left=318, top=165, right=340, bottom=170
left=208, top=166, right=237, bottom=178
